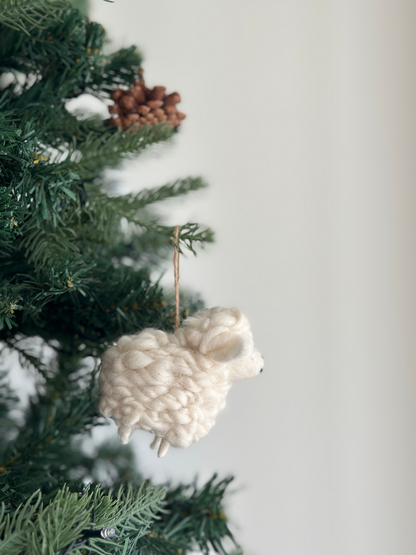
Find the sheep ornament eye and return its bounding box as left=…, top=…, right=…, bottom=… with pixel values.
left=98, top=307, right=262, bottom=457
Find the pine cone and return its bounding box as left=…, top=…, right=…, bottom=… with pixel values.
left=108, top=72, right=186, bottom=132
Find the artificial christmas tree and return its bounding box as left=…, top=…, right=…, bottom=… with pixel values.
left=0, top=1, right=244, bottom=553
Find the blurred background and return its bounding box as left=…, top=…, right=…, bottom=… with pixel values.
left=74, top=1, right=416, bottom=553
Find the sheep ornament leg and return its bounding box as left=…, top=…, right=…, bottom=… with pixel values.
left=150, top=435, right=170, bottom=457
left=150, top=435, right=162, bottom=451
left=98, top=307, right=264, bottom=457
left=118, top=425, right=133, bottom=445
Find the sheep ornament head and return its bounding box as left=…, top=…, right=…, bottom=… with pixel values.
left=99, top=307, right=263, bottom=457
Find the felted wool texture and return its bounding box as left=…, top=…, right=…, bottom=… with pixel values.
left=99, top=307, right=263, bottom=457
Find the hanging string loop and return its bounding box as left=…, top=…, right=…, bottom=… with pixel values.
left=173, top=225, right=181, bottom=330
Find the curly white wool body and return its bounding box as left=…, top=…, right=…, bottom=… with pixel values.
left=99, top=307, right=263, bottom=457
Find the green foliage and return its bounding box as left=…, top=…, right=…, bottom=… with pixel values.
left=68, top=124, right=174, bottom=180
left=0, top=478, right=237, bottom=555
left=0, top=0, right=213, bottom=338
left=0, top=0, right=67, bottom=35
left=0, top=483, right=165, bottom=555
left=0, top=1, right=240, bottom=554
left=68, top=0, right=88, bottom=16
left=152, top=475, right=238, bottom=555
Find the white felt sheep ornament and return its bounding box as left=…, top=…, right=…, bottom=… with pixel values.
left=98, top=306, right=263, bottom=457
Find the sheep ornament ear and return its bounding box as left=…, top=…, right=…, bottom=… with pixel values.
left=199, top=327, right=251, bottom=363
left=210, top=334, right=250, bottom=363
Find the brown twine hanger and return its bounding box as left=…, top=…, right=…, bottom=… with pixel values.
left=173, top=225, right=181, bottom=330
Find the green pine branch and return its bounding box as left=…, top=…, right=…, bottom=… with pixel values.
left=81, top=177, right=211, bottom=244
left=85, top=46, right=143, bottom=95
left=0, top=483, right=165, bottom=555
left=67, top=123, right=174, bottom=180
left=0, top=0, right=67, bottom=35
left=43, top=111, right=113, bottom=146
left=156, top=475, right=238, bottom=555
left=114, top=176, right=208, bottom=210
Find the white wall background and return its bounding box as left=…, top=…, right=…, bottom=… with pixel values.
left=88, top=1, right=416, bottom=554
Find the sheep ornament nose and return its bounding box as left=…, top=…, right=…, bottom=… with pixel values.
left=99, top=306, right=262, bottom=457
